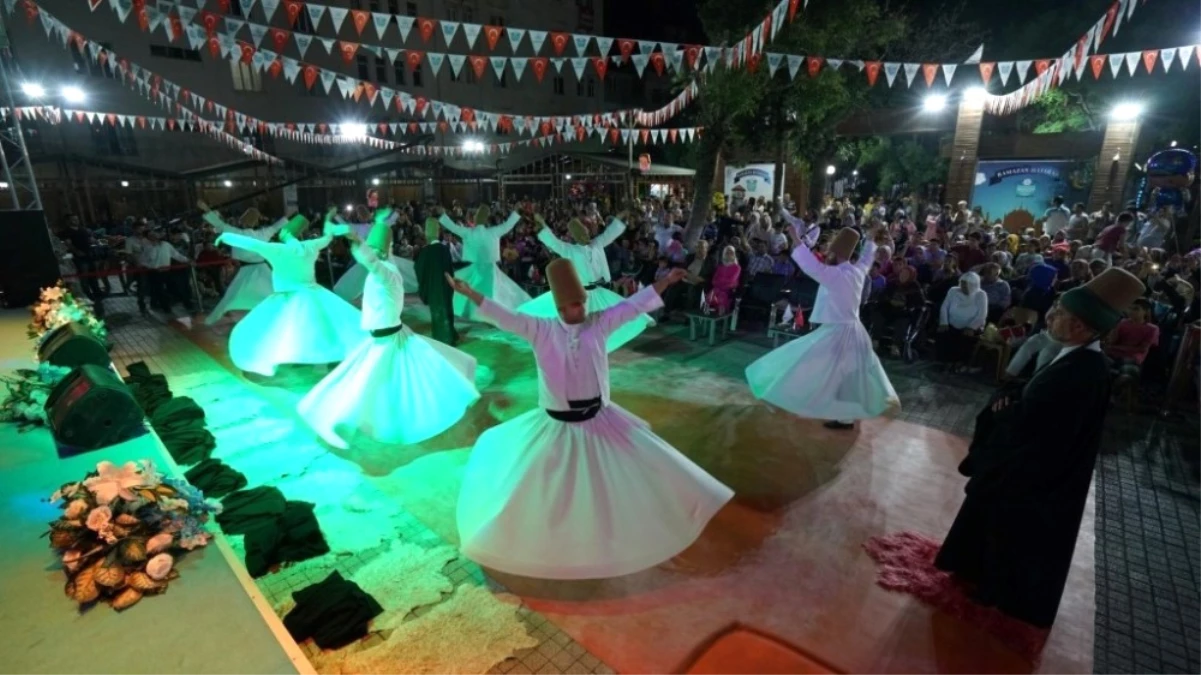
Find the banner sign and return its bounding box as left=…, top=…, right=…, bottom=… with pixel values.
left=970, top=159, right=1094, bottom=231
left=724, top=163, right=780, bottom=204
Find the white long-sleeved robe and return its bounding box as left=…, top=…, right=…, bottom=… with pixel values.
left=456, top=286, right=733, bottom=579
left=202, top=212, right=287, bottom=324
left=439, top=211, right=531, bottom=320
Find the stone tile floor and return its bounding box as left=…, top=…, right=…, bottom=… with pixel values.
left=101, top=297, right=1200, bottom=674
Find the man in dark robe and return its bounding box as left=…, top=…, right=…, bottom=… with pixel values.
left=935, top=267, right=1146, bottom=628
left=415, top=217, right=458, bottom=346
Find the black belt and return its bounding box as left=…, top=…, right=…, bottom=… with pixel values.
left=370, top=324, right=403, bottom=338
left=584, top=281, right=610, bottom=291
left=239, top=260, right=268, bottom=266
left=545, top=397, right=603, bottom=423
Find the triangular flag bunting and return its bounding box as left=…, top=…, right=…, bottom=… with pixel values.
left=528, top=30, right=547, bottom=54
left=506, top=27, right=525, bottom=51
left=903, top=63, right=920, bottom=87
left=964, top=44, right=983, bottom=64
left=1124, top=51, right=1139, bottom=75
left=885, top=62, right=901, bottom=87
left=440, top=20, right=459, bottom=46
left=1108, top=53, right=1124, bottom=78
left=1160, top=47, right=1177, bottom=72
left=942, top=63, right=956, bottom=85
left=490, top=56, right=506, bottom=80
left=327, top=6, right=348, bottom=31
left=864, top=60, right=881, bottom=86
left=1015, top=60, right=1032, bottom=84
left=447, top=53, right=466, bottom=77
left=395, top=16, right=414, bottom=41
left=978, top=62, right=994, bottom=84
left=511, top=57, right=528, bottom=81
left=427, top=52, right=444, bottom=76
left=787, top=54, right=803, bottom=79
left=1141, top=49, right=1158, bottom=73
left=572, top=34, right=590, bottom=56
left=1179, top=45, right=1194, bottom=70
left=996, top=61, right=1012, bottom=85
left=570, top=57, right=587, bottom=80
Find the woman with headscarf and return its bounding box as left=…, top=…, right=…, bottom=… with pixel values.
left=870, top=264, right=927, bottom=357
left=706, top=245, right=741, bottom=314
left=936, top=271, right=989, bottom=366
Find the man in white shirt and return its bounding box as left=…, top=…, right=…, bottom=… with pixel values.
left=1042, top=196, right=1071, bottom=236
left=134, top=227, right=192, bottom=314
left=1064, top=203, right=1090, bottom=241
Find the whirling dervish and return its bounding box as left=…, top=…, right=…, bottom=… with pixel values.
left=437, top=204, right=531, bottom=322
left=746, top=221, right=900, bottom=430
left=216, top=209, right=365, bottom=377
left=332, top=207, right=419, bottom=303
left=297, top=208, right=480, bottom=449
left=517, top=211, right=654, bottom=352
left=198, top=200, right=287, bottom=325
left=450, top=259, right=733, bottom=579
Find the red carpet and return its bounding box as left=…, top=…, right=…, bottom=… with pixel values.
left=863, top=532, right=1050, bottom=663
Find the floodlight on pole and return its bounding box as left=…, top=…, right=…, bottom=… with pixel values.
left=565, top=174, right=573, bottom=180
left=462, top=140, right=485, bottom=153
left=371, top=177, right=380, bottom=186
left=345, top=204, right=354, bottom=212
left=21, top=82, right=45, bottom=98
left=825, top=165, right=836, bottom=176
left=1110, top=102, right=1143, bottom=121
left=923, top=94, right=948, bottom=112
left=61, top=85, right=86, bottom=103
left=223, top=180, right=233, bottom=187
left=120, top=180, right=129, bottom=187
left=1170, top=140, right=1178, bottom=148
left=963, top=87, right=988, bottom=106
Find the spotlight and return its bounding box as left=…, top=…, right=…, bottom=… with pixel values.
left=923, top=94, right=948, bottom=112
left=963, top=87, right=987, bottom=106
left=825, top=165, right=836, bottom=176
left=0, top=182, right=8, bottom=189
left=345, top=204, right=354, bottom=212
left=371, top=178, right=380, bottom=186
left=852, top=170, right=859, bottom=176
left=223, top=179, right=233, bottom=187
left=61, top=85, right=86, bottom=104
left=565, top=174, right=573, bottom=180
left=1170, top=140, right=1178, bottom=148
left=340, top=123, right=368, bottom=139
left=1110, top=102, right=1143, bottom=121
left=462, top=140, right=485, bottom=153
left=120, top=180, right=129, bottom=187
left=21, top=82, right=45, bottom=98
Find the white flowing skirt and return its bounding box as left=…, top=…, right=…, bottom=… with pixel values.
left=297, top=327, right=479, bottom=448
left=453, top=262, right=531, bottom=322
left=516, top=286, right=655, bottom=353
left=333, top=258, right=418, bottom=304
left=746, top=322, right=900, bottom=421
left=205, top=262, right=273, bottom=325
left=229, top=286, right=365, bottom=377
left=457, top=403, right=733, bottom=579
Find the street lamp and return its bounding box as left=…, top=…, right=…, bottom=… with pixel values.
left=1110, top=102, right=1143, bottom=121
left=21, top=82, right=45, bottom=98
left=963, top=87, right=988, bottom=106
left=462, top=140, right=485, bottom=153
left=340, top=123, right=367, bottom=139
left=223, top=179, right=233, bottom=188
left=120, top=180, right=129, bottom=187
left=825, top=165, right=836, bottom=176
left=922, top=94, right=948, bottom=112
left=61, top=85, right=86, bottom=104
left=565, top=174, right=573, bottom=180
left=371, top=177, right=380, bottom=186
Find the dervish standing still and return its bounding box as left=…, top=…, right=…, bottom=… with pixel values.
left=449, top=259, right=733, bottom=579
left=414, top=216, right=459, bottom=346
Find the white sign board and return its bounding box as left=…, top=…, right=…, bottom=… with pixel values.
left=724, top=163, right=780, bottom=205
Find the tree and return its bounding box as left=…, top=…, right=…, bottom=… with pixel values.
left=1017, top=89, right=1101, bottom=134
left=851, top=136, right=949, bottom=195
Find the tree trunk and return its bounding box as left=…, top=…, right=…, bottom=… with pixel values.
left=774, top=129, right=788, bottom=202
left=684, top=131, right=723, bottom=249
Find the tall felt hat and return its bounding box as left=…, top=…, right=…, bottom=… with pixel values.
left=473, top=205, right=491, bottom=226
left=366, top=219, right=392, bottom=252
left=547, top=259, right=586, bottom=307
left=1060, top=267, right=1145, bottom=334
left=238, top=207, right=262, bottom=228
left=567, top=218, right=590, bottom=244
left=828, top=227, right=861, bottom=261
left=281, top=214, right=310, bottom=239
left=424, top=217, right=440, bottom=243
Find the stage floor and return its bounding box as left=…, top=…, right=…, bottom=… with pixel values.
left=12, top=299, right=1097, bottom=674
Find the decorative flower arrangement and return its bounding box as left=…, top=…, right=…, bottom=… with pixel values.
left=48, top=460, right=221, bottom=611
left=0, top=362, right=71, bottom=428
left=27, top=282, right=107, bottom=346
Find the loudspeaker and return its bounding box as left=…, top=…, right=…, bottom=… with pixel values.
left=0, top=210, right=61, bottom=307
left=37, top=322, right=110, bottom=369
left=45, top=364, right=145, bottom=454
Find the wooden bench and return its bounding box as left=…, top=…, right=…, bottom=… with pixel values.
left=686, top=311, right=735, bottom=346
left=767, top=324, right=808, bottom=348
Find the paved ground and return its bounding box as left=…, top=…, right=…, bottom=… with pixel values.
left=97, top=292, right=1201, bottom=674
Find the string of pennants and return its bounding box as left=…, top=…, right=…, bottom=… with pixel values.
left=979, top=0, right=1151, bottom=115
left=22, top=2, right=703, bottom=133
left=2, top=104, right=705, bottom=156
left=82, top=0, right=808, bottom=77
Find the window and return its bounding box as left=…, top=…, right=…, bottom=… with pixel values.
left=489, top=14, right=503, bottom=26
left=357, top=54, right=370, bottom=80
left=388, top=0, right=399, bottom=16
left=394, top=63, right=407, bottom=85
left=446, top=5, right=457, bottom=20
left=412, top=66, right=423, bottom=87
left=369, top=0, right=379, bottom=10
left=149, top=44, right=201, bottom=62
left=72, top=41, right=115, bottom=78
left=575, top=79, right=583, bottom=96
left=375, top=56, right=388, bottom=82
left=586, top=77, right=595, bottom=97
left=350, top=0, right=361, bottom=9
left=228, top=0, right=243, bottom=16
left=497, top=69, right=507, bottom=88
left=462, top=6, right=472, bottom=21
left=553, top=75, right=564, bottom=95
left=230, top=61, right=263, bottom=91
left=292, top=9, right=315, bottom=33
left=604, top=76, right=617, bottom=98
left=91, top=123, right=137, bottom=157
left=406, top=1, right=417, bottom=16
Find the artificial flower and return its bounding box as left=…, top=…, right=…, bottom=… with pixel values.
left=50, top=482, right=81, bottom=502
left=146, top=532, right=173, bottom=554
left=83, top=461, right=143, bottom=504
left=138, top=460, right=162, bottom=489
left=145, top=553, right=174, bottom=580
left=61, top=549, right=81, bottom=572
left=179, top=533, right=211, bottom=550
left=64, top=499, right=88, bottom=519
left=85, top=505, right=112, bottom=532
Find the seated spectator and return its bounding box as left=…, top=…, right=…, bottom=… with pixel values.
left=937, top=271, right=988, bottom=365
left=1056, top=259, right=1093, bottom=292
left=1019, top=262, right=1059, bottom=321
left=870, top=265, right=926, bottom=357
left=951, top=232, right=988, bottom=271
left=1047, top=247, right=1071, bottom=279
left=706, top=245, right=741, bottom=314
left=1104, top=298, right=1160, bottom=384
left=770, top=250, right=795, bottom=278
left=1004, top=329, right=1063, bottom=379
left=746, top=240, right=775, bottom=278
left=978, top=263, right=1012, bottom=323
